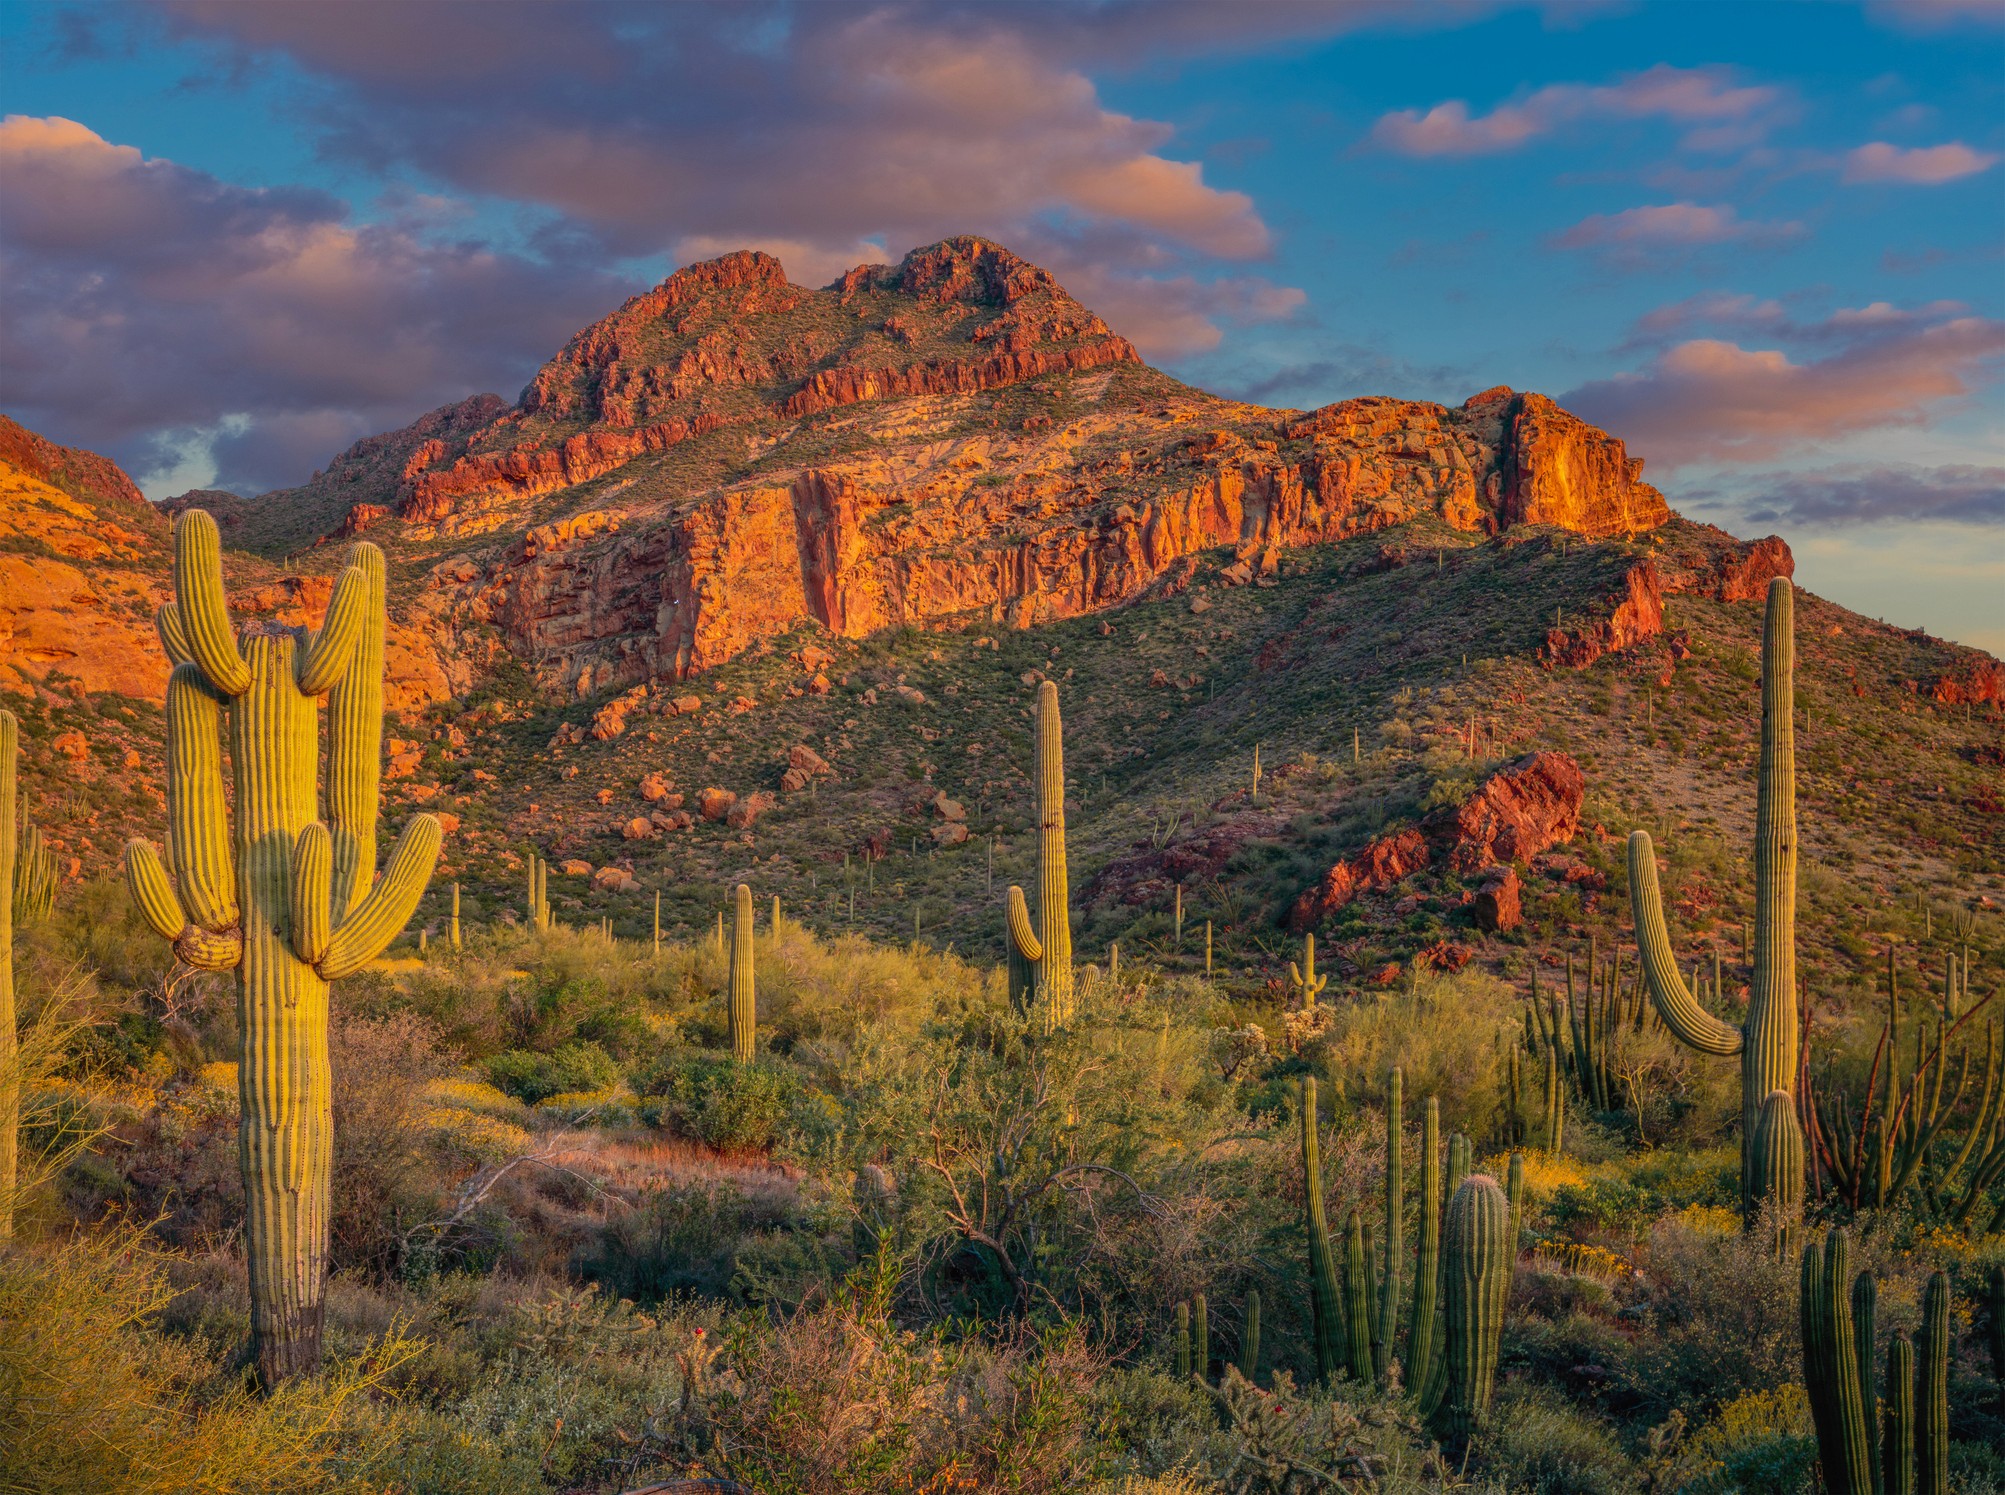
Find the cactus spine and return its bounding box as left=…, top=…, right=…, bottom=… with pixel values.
left=728, top=883, right=755, bottom=1062
left=1240, top=1289, right=1261, bottom=1381
left=1300, top=1076, right=1344, bottom=1381
left=1290, top=932, right=1328, bottom=1009
left=0, top=712, right=17, bottom=1239
left=123, top=513, right=439, bottom=1383
left=1424, top=1174, right=1511, bottom=1445
left=1004, top=680, right=1072, bottom=1029
left=1630, top=577, right=1801, bottom=1225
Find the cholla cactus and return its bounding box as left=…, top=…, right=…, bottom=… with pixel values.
left=1630, top=578, right=1802, bottom=1224
left=1004, top=680, right=1072, bottom=1029
left=123, top=512, right=440, bottom=1383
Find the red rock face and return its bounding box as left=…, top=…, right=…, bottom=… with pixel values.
left=1290, top=751, right=1584, bottom=928
left=1499, top=394, right=1671, bottom=538
left=1472, top=866, right=1522, bottom=932
left=1709, top=535, right=1796, bottom=602
left=1542, top=562, right=1664, bottom=669
left=0, top=413, right=148, bottom=511
left=1931, top=661, right=2004, bottom=706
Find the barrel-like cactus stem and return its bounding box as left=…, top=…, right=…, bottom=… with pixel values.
left=1426, top=1174, right=1512, bottom=1446
left=728, top=883, right=755, bottom=1062
left=1192, top=1292, right=1209, bottom=1385
left=1301, top=1076, right=1343, bottom=1381
left=771, top=893, right=781, bottom=934
left=0, top=711, right=18, bottom=1240
left=1240, top=1290, right=1262, bottom=1382
left=1884, top=1333, right=1915, bottom=1495
left=1802, top=1230, right=1873, bottom=1495
left=1753, top=1089, right=1805, bottom=1258
left=1853, top=1271, right=1879, bottom=1482
left=1004, top=885, right=1041, bottom=1016
left=1631, top=578, right=1799, bottom=1226
left=1342, top=1209, right=1375, bottom=1383
left=1377, top=1067, right=1404, bottom=1385
left=1408, top=1095, right=1443, bottom=1400
left=1506, top=1152, right=1525, bottom=1254
left=449, top=883, right=461, bottom=951
left=122, top=514, right=439, bottom=1384
left=653, top=890, right=661, bottom=954
left=1917, top=1272, right=1948, bottom=1495
left=1174, top=1301, right=1191, bottom=1379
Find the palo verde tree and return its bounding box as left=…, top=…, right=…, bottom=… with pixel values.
left=124, top=512, right=440, bottom=1384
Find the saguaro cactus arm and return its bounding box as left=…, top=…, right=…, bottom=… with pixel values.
left=171, top=510, right=252, bottom=696
left=166, top=664, right=240, bottom=931
left=327, top=544, right=388, bottom=918
left=1006, top=883, right=1043, bottom=962
left=155, top=601, right=194, bottom=666
left=1629, top=830, right=1743, bottom=1056
left=289, top=824, right=333, bottom=967
left=125, top=840, right=187, bottom=942
left=316, top=815, right=443, bottom=980
left=294, top=562, right=369, bottom=695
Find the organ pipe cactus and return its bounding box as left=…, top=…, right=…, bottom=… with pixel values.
left=1174, top=1300, right=1191, bottom=1379
left=11, top=819, right=55, bottom=927
left=0, top=712, right=17, bottom=1240
left=1801, top=1231, right=1951, bottom=1495
left=1342, top=1209, right=1375, bottom=1382
left=728, top=883, right=755, bottom=1062
left=1377, top=1067, right=1403, bottom=1385
left=1423, top=1174, right=1511, bottom=1446
left=123, top=513, right=440, bottom=1383
left=1300, top=1075, right=1344, bottom=1380
left=1240, top=1289, right=1261, bottom=1381
left=1630, top=577, right=1801, bottom=1224
left=1004, top=680, right=1072, bottom=1029
left=1408, top=1095, right=1443, bottom=1399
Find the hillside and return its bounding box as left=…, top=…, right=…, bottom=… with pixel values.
left=2, top=237, right=1999, bottom=1007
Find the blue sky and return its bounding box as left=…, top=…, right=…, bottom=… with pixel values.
left=2, top=0, right=2000, bottom=648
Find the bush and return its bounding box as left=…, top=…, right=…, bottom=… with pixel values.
left=1477, top=1385, right=1631, bottom=1495
left=580, top=1180, right=794, bottom=1303
left=484, top=1041, right=617, bottom=1105
left=638, top=1053, right=800, bottom=1149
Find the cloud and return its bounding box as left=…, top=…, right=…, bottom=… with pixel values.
left=1842, top=140, right=1999, bottom=184
left=1551, top=202, right=1802, bottom=263
left=1565, top=315, right=2005, bottom=466
left=1862, top=0, right=2005, bottom=33
left=1736, top=464, right=2005, bottom=526
left=1369, top=64, right=1786, bottom=156
left=0, top=115, right=628, bottom=493
left=1624, top=292, right=1966, bottom=344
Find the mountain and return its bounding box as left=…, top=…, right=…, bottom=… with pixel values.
left=1, top=240, right=1998, bottom=1005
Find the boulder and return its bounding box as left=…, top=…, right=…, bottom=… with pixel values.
left=621, top=817, right=656, bottom=841
left=1471, top=866, right=1522, bottom=933
left=560, top=859, right=592, bottom=877
left=932, top=822, right=970, bottom=846
left=640, top=771, right=676, bottom=802
left=726, top=790, right=775, bottom=830
left=696, top=788, right=737, bottom=821
left=592, top=866, right=639, bottom=892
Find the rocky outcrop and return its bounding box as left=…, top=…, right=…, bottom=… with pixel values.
left=1290, top=752, right=1584, bottom=928
left=1496, top=392, right=1670, bottom=538
left=1542, top=562, right=1664, bottom=669
left=0, top=414, right=149, bottom=512
left=1931, top=660, right=2004, bottom=707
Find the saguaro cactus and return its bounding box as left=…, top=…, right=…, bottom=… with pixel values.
left=1192, top=1292, right=1209, bottom=1384
left=1630, top=577, right=1802, bottom=1224
left=1300, top=1076, right=1344, bottom=1380
left=124, top=513, right=440, bottom=1383
left=0, top=712, right=18, bottom=1240
left=1290, top=932, right=1328, bottom=1009
left=450, top=882, right=461, bottom=951
left=1174, top=1300, right=1192, bottom=1378
left=1241, top=1289, right=1262, bottom=1381
left=1801, top=1231, right=1951, bottom=1495
left=1408, top=1095, right=1444, bottom=1398
left=1377, top=1067, right=1404, bottom=1385
left=1424, top=1174, right=1511, bottom=1445
left=728, top=883, right=755, bottom=1062
left=1004, top=680, right=1072, bottom=1029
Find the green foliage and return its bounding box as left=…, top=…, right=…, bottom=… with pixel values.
left=637, top=1053, right=801, bottom=1150
left=484, top=1041, right=617, bottom=1105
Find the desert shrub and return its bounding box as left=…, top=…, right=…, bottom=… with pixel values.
left=1309, top=967, right=1517, bottom=1138
left=637, top=1053, right=802, bottom=1149
left=1651, top=1384, right=1817, bottom=1495
left=1477, top=1385, right=1632, bottom=1495
left=0, top=1224, right=415, bottom=1495
left=485, top=1040, right=617, bottom=1104
left=580, top=1180, right=795, bottom=1302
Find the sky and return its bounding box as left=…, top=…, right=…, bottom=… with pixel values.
left=1, top=0, right=2001, bottom=650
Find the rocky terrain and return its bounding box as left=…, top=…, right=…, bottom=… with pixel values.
left=1, top=238, right=1999, bottom=993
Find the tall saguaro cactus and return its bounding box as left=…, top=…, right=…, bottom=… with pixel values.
left=1300, top=1076, right=1344, bottom=1380
left=1630, top=577, right=1802, bottom=1224
left=729, top=883, right=755, bottom=1062
left=1005, top=680, right=1072, bottom=1029
left=124, top=512, right=440, bottom=1384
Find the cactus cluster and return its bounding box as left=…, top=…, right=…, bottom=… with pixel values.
left=1800, top=1229, right=1951, bottom=1495
left=1630, top=576, right=1803, bottom=1226
left=1004, top=680, right=1072, bottom=1030
left=124, top=512, right=440, bottom=1383
left=1811, top=944, right=2004, bottom=1231
left=1514, top=941, right=1656, bottom=1139
left=10, top=818, right=55, bottom=929
left=1298, top=1068, right=1511, bottom=1442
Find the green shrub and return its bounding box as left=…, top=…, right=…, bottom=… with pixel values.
left=638, top=1053, right=801, bottom=1149
left=1477, top=1385, right=1630, bottom=1495
left=580, top=1181, right=792, bottom=1303
left=484, top=1041, right=617, bottom=1104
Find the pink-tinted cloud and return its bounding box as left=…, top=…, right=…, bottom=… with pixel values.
left=1625, top=292, right=1967, bottom=344
left=1370, top=64, right=1786, bottom=156
left=0, top=115, right=627, bottom=491
left=1843, top=140, right=1999, bottom=184
left=1863, top=0, right=2005, bottom=33
left=1552, top=201, right=1802, bottom=263
left=1566, top=315, right=2005, bottom=466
